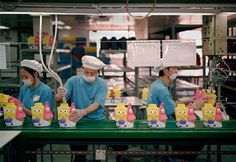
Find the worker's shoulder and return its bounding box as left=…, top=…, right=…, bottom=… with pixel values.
left=96, top=76, right=106, bottom=84
left=39, top=82, right=53, bottom=92
left=67, top=75, right=82, bottom=82
left=151, top=79, right=167, bottom=91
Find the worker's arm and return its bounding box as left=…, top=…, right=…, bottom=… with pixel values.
left=23, top=107, right=32, bottom=117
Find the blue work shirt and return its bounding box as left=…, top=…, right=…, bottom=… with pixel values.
left=147, top=79, right=176, bottom=119
left=65, top=75, right=107, bottom=120
left=18, top=81, right=55, bottom=112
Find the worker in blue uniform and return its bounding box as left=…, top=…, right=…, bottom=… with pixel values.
left=147, top=65, right=209, bottom=161
left=19, top=59, right=55, bottom=117
left=19, top=59, right=55, bottom=162
left=147, top=66, right=208, bottom=118
left=56, top=55, right=107, bottom=162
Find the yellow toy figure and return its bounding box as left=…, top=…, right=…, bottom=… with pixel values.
left=146, top=103, right=167, bottom=128
left=57, top=102, right=77, bottom=127
left=142, top=87, right=149, bottom=101
left=202, top=103, right=222, bottom=128
left=114, top=103, right=135, bottom=128
left=31, top=102, right=53, bottom=127
left=0, top=93, right=9, bottom=117
left=175, top=103, right=196, bottom=128
left=112, top=86, right=121, bottom=99
left=106, top=88, right=111, bottom=99
left=3, top=102, right=25, bottom=127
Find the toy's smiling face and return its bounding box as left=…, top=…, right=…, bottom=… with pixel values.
left=115, top=104, right=127, bottom=121
left=3, top=104, right=16, bottom=119
left=32, top=107, right=44, bottom=119
left=203, top=108, right=215, bottom=121
left=175, top=104, right=188, bottom=121
left=57, top=107, right=70, bottom=120
left=147, top=106, right=159, bottom=121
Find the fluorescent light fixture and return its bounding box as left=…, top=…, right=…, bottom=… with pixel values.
left=64, top=25, right=72, bottom=30
left=29, top=13, right=51, bottom=16
left=57, top=26, right=64, bottom=30
left=52, top=20, right=65, bottom=25
left=0, top=26, right=9, bottom=29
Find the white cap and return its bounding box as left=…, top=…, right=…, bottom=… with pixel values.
left=82, top=55, right=105, bottom=70
left=152, top=59, right=164, bottom=74
left=20, top=59, right=43, bottom=73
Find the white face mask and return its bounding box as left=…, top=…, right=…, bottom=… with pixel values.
left=169, top=73, right=178, bottom=80
left=22, top=79, right=33, bottom=86
left=83, top=75, right=96, bottom=83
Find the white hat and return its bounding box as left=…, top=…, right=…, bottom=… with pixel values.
left=20, top=59, right=43, bottom=73
left=82, top=55, right=105, bottom=70
left=152, top=59, right=164, bottom=74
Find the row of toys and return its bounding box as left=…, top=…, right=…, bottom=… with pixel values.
left=27, top=32, right=54, bottom=49
left=113, top=101, right=223, bottom=129
left=0, top=88, right=222, bottom=128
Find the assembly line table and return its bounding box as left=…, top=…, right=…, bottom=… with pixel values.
left=1, top=119, right=236, bottom=162
left=0, top=131, right=21, bottom=162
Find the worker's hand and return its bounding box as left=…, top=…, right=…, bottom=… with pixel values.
left=192, top=96, right=210, bottom=110
left=57, top=86, right=67, bottom=97
left=69, top=109, right=87, bottom=122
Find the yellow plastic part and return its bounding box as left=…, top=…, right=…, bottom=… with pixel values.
left=0, top=93, right=9, bottom=107
left=202, top=103, right=216, bottom=121
left=31, top=103, right=45, bottom=120
left=57, top=103, right=71, bottom=120
left=114, top=103, right=127, bottom=121
left=146, top=104, right=159, bottom=121
left=142, top=87, right=149, bottom=101
left=3, top=103, right=17, bottom=120
left=175, top=104, right=188, bottom=122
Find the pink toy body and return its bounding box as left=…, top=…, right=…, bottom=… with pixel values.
left=159, top=103, right=167, bottom=122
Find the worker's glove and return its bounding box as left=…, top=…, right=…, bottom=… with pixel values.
left=57, top=86, right=67, bottom=97
left=192, top=96, right=210, bottom=110
left=69, top=109, right=87, bottom=122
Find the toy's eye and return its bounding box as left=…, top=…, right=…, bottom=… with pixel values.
left=38, top=109, right=41, bottom=112
left=6, top=109, right=9, bottom=112
left=34, top=109, right=37, bottom=112
left=122, top=111, right=125, bottom=114
left=64, top=110, right=67, bottom=113
left=60, top=110, right=63, bottom=113
left=10, top=109, right=13, bottom=112
left=153, top=110, right=157, bottom=114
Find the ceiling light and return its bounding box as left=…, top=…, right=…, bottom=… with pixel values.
left=64, top=25, right=72, bottom=30
left=0, top=25, right=9, bottom=29
left=57, top=26, right=63, bottom=29
left=52, top=20, right=65, bottom=25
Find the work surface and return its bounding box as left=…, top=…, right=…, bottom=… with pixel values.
left=0, top=119, right=236, bottom=142
left=0, top=131, right=21, bottom=149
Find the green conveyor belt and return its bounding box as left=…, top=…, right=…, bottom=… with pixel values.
left=0, top=119, right=236, bottom=139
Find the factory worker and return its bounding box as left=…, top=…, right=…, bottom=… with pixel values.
left=55, top=55, right=107, bottom=162
left=56, top=55, right=107, bottom=120
left=147, top=65, right=209, bottom=119
left=19, top=59, right=55, bottom=117
left=147, top=65, right=208, bottom=162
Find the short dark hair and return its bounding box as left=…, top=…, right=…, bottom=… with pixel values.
left=159, top=67, right=170, bottom=77
left=20, top=67, right=39, bottom=79
left=159, top=70, right=164, bottom=76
